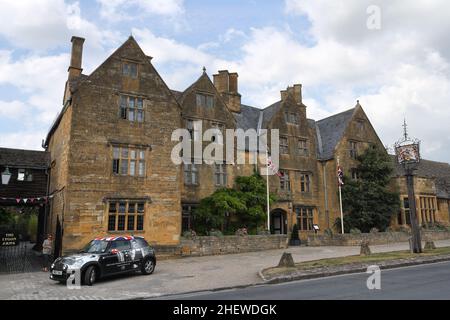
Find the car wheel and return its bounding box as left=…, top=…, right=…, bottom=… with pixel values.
left=84, top=266, right=97, bottom=286
left=141, top=258, right=155, bottom=275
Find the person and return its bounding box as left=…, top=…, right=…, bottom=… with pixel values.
left=42, top=234, right=53, bottom=272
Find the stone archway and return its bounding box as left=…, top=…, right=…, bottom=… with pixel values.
left=270, top=209, right=287, bottom=235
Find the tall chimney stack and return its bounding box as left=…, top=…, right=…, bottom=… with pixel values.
left=68, top=36, right=85, bottom=80
left=213, top=70, right=241, bottom=113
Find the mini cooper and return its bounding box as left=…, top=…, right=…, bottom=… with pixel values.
left=49, top=235, right=156, bottom=286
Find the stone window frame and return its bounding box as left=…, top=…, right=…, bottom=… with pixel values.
left=294, top=206, right=314, bottom=231
left=356, top=118, right=365, bottom=133
left=279, top=169, right=291, bottom=192
left=112, top=145, right=146, bottom=177
left=186, top=118, right=201, bottom=141
left=122, top=61, right=139, bottom=79
left=196, top=92, right=214, bottom=108
left=349, top=140, right=358, bottom=159
left=284, top=111, right=300, bottom=125
left=297, top=138, right=309, bottom=157
left=107, top=200, right=145, bottom=232
left=419, top=196, right=437, bottom=225
left=300, top=173, right=311, bottom=193
left=210, top=121, right=225, bottom=145
left=119, top=94, right=144, bottom=123
left=280, top=136, right=289, bottom=155
left=184, top=163, right=199, bottom=186
left=214, top=163, right=227, bottom=187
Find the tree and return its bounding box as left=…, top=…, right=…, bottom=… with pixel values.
left=194, top=172, right=276, bottom=235
left=336, top=145, right=400, bottom=232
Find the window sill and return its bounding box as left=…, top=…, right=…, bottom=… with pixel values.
left=112, top=174, right=147, bottom=179
left=107, top=230, right=145, bottom=234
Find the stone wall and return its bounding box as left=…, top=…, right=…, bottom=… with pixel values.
left=307, top=230, right=450, bottom=246
left=154, top=234, right=288, bottom=259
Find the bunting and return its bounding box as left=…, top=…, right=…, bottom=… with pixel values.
left=0, top=194, right=56, bottom=204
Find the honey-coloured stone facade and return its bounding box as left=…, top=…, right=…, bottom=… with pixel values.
left=44, top=36, right=450, bottom=254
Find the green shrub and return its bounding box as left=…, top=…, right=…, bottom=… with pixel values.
left=209, top=229, right=223, bottom=237
left=324, top=228, right=333, bottom=237
left=350, top=228, right=361, bottom=234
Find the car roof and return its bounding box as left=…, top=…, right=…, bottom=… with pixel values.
left=94, top=236, right=145, bottom=241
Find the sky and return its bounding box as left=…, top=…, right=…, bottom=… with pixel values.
left=0, top=0, right=449, bottom=162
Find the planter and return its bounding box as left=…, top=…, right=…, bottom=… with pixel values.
left=289, top=239, right=301, bottom=246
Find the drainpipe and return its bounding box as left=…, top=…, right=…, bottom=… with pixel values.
left=322, top=161, right=330, bottom=229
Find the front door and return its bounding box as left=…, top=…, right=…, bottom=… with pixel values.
left=271, top=210, right=286, bottom=234
left=273, top=215, right=282, bottom=234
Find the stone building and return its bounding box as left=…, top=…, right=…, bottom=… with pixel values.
left=392, top=158, right=450, bottom=228
left=0, top=148, right=50, bottom=249
left=43, top=36, right=450, bottom=253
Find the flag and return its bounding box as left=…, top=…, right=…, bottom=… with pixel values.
left=337, top=166, right=344, bottom=186
left=267, top=157, right=283, bottom=177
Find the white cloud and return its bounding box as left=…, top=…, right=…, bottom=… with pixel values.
left=282, top=0, right=450, bottom=161
left=0, top=0, right=119, bottom=51
left=97, top=0, right=184, bottom=21
left=0, top=131, right=47, bottom=151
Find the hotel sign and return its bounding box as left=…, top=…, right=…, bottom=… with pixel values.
left=396, top=143, right=420, bottom=165
left=1, top=233, right=19, bottom=246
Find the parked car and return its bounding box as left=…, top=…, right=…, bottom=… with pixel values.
left=49, top=235, right=156, bottom=286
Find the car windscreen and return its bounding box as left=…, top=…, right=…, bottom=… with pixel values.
left=81, top=240, right=109, bottom=253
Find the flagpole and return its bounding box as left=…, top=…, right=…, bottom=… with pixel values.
left=266, top=148, right=270, bottom=232
left=337, top=156, right=344, bottom=234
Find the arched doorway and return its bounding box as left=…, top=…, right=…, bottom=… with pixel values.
left=270, top=209, right=287, bottom=234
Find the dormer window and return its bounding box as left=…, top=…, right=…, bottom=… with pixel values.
left=122, top=62, right=138, bottom=79
left=196, top=93, right=214, bottom=108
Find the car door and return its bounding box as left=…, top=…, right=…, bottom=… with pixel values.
left=102, top=242, right=120, bottom=275
left=113, top=240, right=133, bottom=272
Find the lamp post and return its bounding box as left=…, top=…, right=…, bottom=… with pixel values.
left=394, top=120, right=422, bottom=253
left=1, top=167, right=12, bottom=185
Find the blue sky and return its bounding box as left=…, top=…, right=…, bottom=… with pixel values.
left=0, top=0, right=449, bottom=162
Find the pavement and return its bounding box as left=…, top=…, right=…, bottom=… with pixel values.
left=1, top=239, right=450, bottom=300
left=162, top=260, right=450, bottom=300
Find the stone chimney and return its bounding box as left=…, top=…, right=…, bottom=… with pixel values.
left=68, top=36, right=85, bottom=80
left=213, top=70, right=241, bottom=113
left=280, top=84, right=302, bottom=104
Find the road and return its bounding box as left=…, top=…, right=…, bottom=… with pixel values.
left=159, top=260, right=450, bottom=300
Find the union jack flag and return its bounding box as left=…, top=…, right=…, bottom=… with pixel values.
left=337, top=166, right=344, bottom=186
left=267, top=157, right=283, bottom=177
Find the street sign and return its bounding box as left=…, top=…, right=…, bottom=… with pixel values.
left=396, top=143, right=420, bottom=164
left=1, top=232, right=19, bottom=246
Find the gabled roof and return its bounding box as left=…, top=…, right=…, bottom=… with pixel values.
left=316, top=108, right=355, bottom=160
left=0, top=147, right=50, bottom=169
left=391, top=156, right=450, bottom=199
